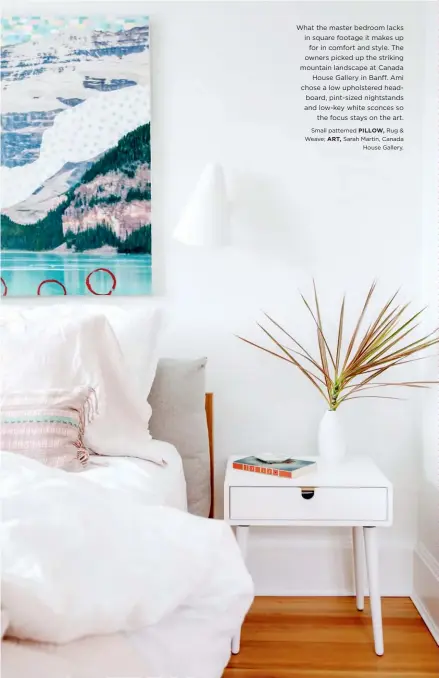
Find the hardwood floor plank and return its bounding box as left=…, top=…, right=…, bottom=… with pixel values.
left=223, top=597, right=439, bottom=677
left=225, top=672, right=437, bottom=678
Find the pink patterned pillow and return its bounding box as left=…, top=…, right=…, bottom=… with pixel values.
left=0, top=387, right=97, bottom=470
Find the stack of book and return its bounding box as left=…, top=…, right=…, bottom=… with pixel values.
left=232, top=455, right=316, bottom=479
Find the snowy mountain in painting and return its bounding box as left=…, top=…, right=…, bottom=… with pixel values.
left=1, top=24, right=150, bottom=168
left=1, top=25, right=149, bottom=82
left=2, top=123, right=151, bottom=253
left=1, top=83, right=149, bottom=208
left=1, top=109, right=63, bottom=167
left=2, top=158, right=96, bottom=224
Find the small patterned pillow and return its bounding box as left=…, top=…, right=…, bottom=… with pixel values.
left=0, top=387, right=97, bottom=470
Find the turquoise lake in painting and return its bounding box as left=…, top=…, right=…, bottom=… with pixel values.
left=0, top=252, right=152, bottom=297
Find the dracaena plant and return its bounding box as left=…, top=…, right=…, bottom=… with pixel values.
left=237, top=281, right=439, bottom=411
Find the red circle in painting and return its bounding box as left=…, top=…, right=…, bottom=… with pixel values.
left=1, top=278, right=7, bottom=296
left=86, top=268, right=117, bottom=295
left=37, top=279, right=67, bottom=295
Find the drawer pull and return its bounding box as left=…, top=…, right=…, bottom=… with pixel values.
left=301, top=488, right=315, bottom=500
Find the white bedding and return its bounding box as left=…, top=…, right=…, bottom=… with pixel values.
left=1, top=451, right=254, bottom=678
left=85, top=440, right=188, bottom=511
left=0, top=307, right=252, bottom=677
left=2, top=634, right=150, bottom=678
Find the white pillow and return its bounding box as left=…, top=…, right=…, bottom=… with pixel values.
left=2, top=305, right=162, bottom=402
left=0, top=310, right=164, bottom=464
left=79, top=305, right=162, bottom=401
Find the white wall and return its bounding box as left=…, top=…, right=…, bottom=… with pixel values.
left=413, top=0, right=439, bottom=642
left=3, top=1, right=433, bottom=594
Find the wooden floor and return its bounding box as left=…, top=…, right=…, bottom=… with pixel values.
left=224, top=597, right=439, bottom=678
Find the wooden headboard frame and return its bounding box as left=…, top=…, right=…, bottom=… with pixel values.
left=205, top=393, right=214, bottom=518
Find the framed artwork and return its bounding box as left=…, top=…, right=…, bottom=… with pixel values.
left=0, top=15, right=151, bottom=296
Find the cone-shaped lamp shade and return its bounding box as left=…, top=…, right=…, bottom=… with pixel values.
left=173, top=163, right=228, bottom=247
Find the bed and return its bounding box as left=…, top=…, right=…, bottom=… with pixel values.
left=83, top=440, right=188, bottom=511
left=80, top=390, right=215, bottom=516
left=0, top=309, right=253, bottom=678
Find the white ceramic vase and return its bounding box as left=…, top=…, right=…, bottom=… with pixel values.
left=318, top=410, right=346, bottom=464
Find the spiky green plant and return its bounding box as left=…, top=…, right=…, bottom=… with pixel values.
left=237, top=281, right=439, bottom=410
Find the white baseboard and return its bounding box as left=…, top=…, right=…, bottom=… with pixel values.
left=411, top=593, right=439, bottom=645
left=411, top=545, right=439, bottom=645
left=246, top=532, right=413, bottom=596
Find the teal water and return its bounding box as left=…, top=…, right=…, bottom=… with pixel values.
left=0, top=252, right=152, bottom=297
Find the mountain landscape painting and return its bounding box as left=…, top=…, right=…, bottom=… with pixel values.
left=0, top=16, right=152, bottom=296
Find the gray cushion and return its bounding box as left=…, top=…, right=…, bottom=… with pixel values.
left=148, top=358, right=210, bottom=517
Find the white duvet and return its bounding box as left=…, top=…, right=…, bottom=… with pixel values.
left=83, top=440, right=188, bottom=511
left=1, top=451, right=254, bottom=676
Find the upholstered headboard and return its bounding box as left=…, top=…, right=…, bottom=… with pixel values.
left=148, top=358, right=213, bottom=518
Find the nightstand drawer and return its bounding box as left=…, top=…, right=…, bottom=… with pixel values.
left=229, top=486, right=388, bottom=522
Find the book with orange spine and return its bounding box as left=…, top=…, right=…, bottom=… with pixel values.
left=232, top=456, right=316, bottom=479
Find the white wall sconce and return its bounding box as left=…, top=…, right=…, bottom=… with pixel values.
left=173, top=162, right=229, bottom=248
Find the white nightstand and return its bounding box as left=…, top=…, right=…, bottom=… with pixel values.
left=224, top=455, right=393, bottom=656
